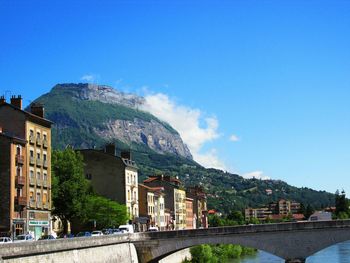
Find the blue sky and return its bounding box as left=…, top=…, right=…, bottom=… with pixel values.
left=1, top=1, right=349, bottom=194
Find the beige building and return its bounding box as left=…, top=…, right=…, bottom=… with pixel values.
left=186, top=197, right=194, bottom=229
left=138, top=184, right=166, bottom=231
left=245, top=207, right=272, bottom=221
left=0, top=96, right=52, bottom=240
left=174, top=188, right=186, bottom=230
left=78, top=144, right=139, bottom=221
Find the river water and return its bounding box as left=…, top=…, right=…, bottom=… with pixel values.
left=228, top=241, right=350, bottom=263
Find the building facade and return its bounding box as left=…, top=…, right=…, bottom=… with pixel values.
left=185, top=197, right=194, bottom=229
left=143, top=175, right=183, bottom=230
left=174, top=188, right=186, bottom=230
left=187, top=186, right=208, bottom=228
left=78, top=145, right=139, bottom=221
left=0, top=96, right=52, bottom=240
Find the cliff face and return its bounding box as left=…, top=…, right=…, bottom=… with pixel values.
left=33, top=83, right=192, bottom=159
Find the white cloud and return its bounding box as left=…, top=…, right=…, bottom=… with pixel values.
left=80, top=74, right=99, bottom=83
left=242, top=171, right=271, bottom=180
left=229, top=134, right=239, bottom=142
left=141, top=93, right=224, bottom=169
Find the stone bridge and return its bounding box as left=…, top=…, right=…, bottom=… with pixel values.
left=133, top=220, right=350, bottom=263
left=0, top=220, right=350, bottom=263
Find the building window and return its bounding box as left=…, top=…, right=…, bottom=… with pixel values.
left=29, top=212, right=35, bottom=219
left=43, top=193, right=47, bottom=205
left=30, top=191, right=34, bottom=200
left=16, top=167, right=21, bottom=177
left=127, top=176, right=130, bottom=184
left=16, top=145, right=21, bottom=155
left=37, top=172, right=41, bottom=180
left=36, top=192, right=41, bottom=203
left=36, top=132, right=40, bottom=139
left=37, top=152, right=40, bottom=160
left=85, top=173, right=92, bottom=180
left=43, top=173, right=47, bottom=181
left=30, top=150, right=34, bottom=157
left=30, top=170, right=34, bottom=179
left=128, top=190, right=130, bottom=201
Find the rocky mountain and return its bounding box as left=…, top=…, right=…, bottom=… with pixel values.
left=32, top=83, right=192, bottom=159
left=30, top=83, right=336, bottom=213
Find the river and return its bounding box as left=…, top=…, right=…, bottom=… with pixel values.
left=227, top=241, right=350, bottom=263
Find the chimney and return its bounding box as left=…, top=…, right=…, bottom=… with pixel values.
left=30, top=103, right=44, bottom=118
left=0, top=96, right=5, bottom=104
left=104, top=143, right=116, bottom=156
left=10, top=95, right=22, bottom=109
left=121, top=150, right=131, bottom=160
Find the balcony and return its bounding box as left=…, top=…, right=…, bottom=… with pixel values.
left=43, top=139, right=48, bottom=148
left=29, top=200, right=35, bottom=208
left=36, top=159, right=42, bottom=167
left=15, top=196, right=27, bottom=206
left=16, top=155, right=24, bottom=165
left=29, top=157, right=35, bottom=165
left=15, top=176, right=25, bottom=186
left=29, top=177, right=35, bottom=185
left=37, top=179, right=42, bottom=187
left=36, top=137, right=41, bottom=146
left=43, top=160, right=48, bottom=168
left=29, top=135, right=35, bottom=144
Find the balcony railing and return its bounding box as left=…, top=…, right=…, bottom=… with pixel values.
left=36, top=137, right=41, bottom=146
left=29, top=135, right=35, bottom=144
left=15, top=196, right=27, bottom=206
left=36, top=159, right=42, bottom=167
left=29, top=157, right=35, bottom=165
left=43, top=160, right=48, bottom=168
left=16, top=155, right=24, bottom=165
left=15, top=176, right=25, bottom=186
left=43, top=139, right=48, bottom=148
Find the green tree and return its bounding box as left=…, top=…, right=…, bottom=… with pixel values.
left=304, top=204, right=314, bottom=219
left=51, top=149, right=91, bottom=233
left=335, top=190, right=349, bottom=218
left=85, top=195, right=128, bottom=229
left=226, top=211, right=244, bottom=225
left=190, top=245, right=216, bottom=263
left=208, top=214, right=224, bottom=227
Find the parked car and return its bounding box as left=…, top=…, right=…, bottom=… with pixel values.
left=91, top=231, right=103, bottom=237
left=75, top=232, right=91, bottom=237
left=118, top=225, right=134, bottom=234
left=148, top=226, right=159, bottom=232
left=102, top=229, right=113, bottom=235
left=14, top=234, right=34, bottom=242
left=112, top=229, right=122, bottom=235
left=0, top=237, right=12, bottom=244
left=38, top=234, right=56, bottom=240
left=58, top=233, right=74, bottom=239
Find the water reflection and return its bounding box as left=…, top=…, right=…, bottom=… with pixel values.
left=227, top=241, right=350, bottom=263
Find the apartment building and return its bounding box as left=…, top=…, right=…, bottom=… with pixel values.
left=143, top=175, right=184, bottom=230
left=78, top=144, right=139, bottom=221
left=174, top=188, right=186, bottom=230
left=187, top=186, right=208, bottom=228
left=245, top=207, right=272, bottom=221
left=185, top=197, right=194, bottom=229
left=0, top=96, right=52, bottom=240
left=138, top=184, right=166, bottom=231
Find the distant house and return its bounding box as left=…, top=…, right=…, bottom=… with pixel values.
left=309, top=211, right=332, bottom=221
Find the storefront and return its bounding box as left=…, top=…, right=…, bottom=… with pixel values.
left=28, top=220, right=49, bottom=240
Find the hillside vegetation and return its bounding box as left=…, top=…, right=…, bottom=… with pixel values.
left=33, top=84, right=336, bottom=213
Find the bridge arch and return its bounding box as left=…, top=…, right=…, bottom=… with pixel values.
left=131, top=220, right=350, bottom=263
